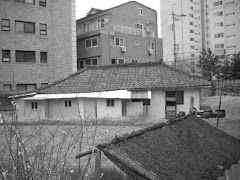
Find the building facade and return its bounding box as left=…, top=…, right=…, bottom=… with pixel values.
left=202, top=0, right=240, bottom=56
left=76, top=1, right=163, bottom=70
left=0, top=0, right=77, bottom=93
left=161, top=0, right=202, bottom=72
left=161, top=0, right=240, bottom=68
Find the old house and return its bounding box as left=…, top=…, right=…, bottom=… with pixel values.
left=17, top=62, right=209, bottom=120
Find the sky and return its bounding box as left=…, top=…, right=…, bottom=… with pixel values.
left=75, top=0, right=161, bottom=36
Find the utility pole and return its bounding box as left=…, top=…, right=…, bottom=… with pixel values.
left=172, top=4, right=177, bottom=68
left=172, top=4, right=186, bottom=68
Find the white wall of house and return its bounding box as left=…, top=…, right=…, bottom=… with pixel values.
left=97, top=99, right=122, bottom=119
left=18, top=100, right=46, bottom=120
left=177, top=88, right=201, bottom=114
left=148, top=90, right=166, bottom=119
left=48, top=98, right=84, bottom=120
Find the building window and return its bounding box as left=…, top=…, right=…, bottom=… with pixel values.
left=214, top=22, right=223, bottom=27
left=2, top=50, right=11, bottom=62
left=3, top=84, right=12, bottom=91
left=85, top=37, right=98, bottom=48
left=39, top=23, right=47, bottom=35
left=226, top=34, right=235, bottom=38
left=77, top=58, right=98, bottom=70
left=214, top=11, right=223, bottom=17
left=132, top=59, right=139, bottom=63
left=1, top=19, right=10, bottom=31
left=39, top=0, right=46, bottom=6
left=191, top=54, right=195, bottom=57
left=107, top=99, right=114, bottom=107
left=111, top=58, right=124, bottom=64
left=15, top=21, right=35, bottom=33
left=225, top=1, right=234, bottom=5
left=98, top=19, right=105, bottom=29
left=40, top=52, right=47, bottom=63
left=226, top=12, right=235, bottom=16
left=190, top=30, right=194, bottom=33
left=17, top=84, right=36, bottom=91
left=215, top=44, right=224, bottom=49
left=189, top=6, right=193, bottom=10
left=189, top=14, right=194, bottom=18
left=65, top=100, right=72, bottom=107
left=166, top=91, right=184, bottom=104
left=113, top=37, right=124, bottom=46
left=137, top=8, right=143, bottom=16
left=190, top=22, right=194, bottom=25
left=191, top=46, right=195, bottom=49
left=213, top=1, right=222, bottom=6
left=190, top=37, right=194, bottom=41
left=226, top=23, right=235, bottom=27
left=15, top=0, right=35, bottom=4
left=214, top=33, right=224, bottom=38
left=149, top=42, right=154, bottom=50
left=16, top=51, right=35, bottom=62
left=135, top=41, right=139, bottom=45
left=31, top=102, right=38, bottom=110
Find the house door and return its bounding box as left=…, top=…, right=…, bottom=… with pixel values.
left=165, top=91, right=177, bottom=119
left=127, top=102, right=143, bottom=117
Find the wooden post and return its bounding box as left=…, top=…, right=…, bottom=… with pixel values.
left=216, top=91, right=222, bottom=127
left=95, top=150, right=101, bottom=179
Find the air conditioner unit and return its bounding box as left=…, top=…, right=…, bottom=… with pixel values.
left=148, top=49, right=153, bottom=55
left=121, top=46, right=126, bottom=52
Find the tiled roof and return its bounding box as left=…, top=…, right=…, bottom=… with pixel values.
left=38, top=62, right=210, bottom=94
left=97, top=115, right=240, bottom=180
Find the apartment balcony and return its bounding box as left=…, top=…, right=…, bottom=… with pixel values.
left=77, top=23, right=155, bottom=38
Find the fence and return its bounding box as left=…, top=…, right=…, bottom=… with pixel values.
left=202, top=79, right=240, bottom=97
left=217, top=160, right=240, bottom=180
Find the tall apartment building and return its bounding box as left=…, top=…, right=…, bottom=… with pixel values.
left=0, top=0, right=77, bottom=93
left=161, top=0, right=202, bottom=70
left=202, top=0, right=240, bottom=56
left=161, top=0, right=240, bottom=66
left=76, top=1, right=163, bottom=70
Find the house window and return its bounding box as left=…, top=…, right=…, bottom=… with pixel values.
left=190, top=22, right=194, bottom=25
left=166, top=91, right=184, bottom=104
left=135, top=23, right=143, bottom=30
left=149, top=42, right=154, bottom=50
left=107, top=99, right=114, bottom=107
left=85, top=37, right=98, bottom=48
left=111, top=58, right=117, bottom=64
left=98, top=19, right=105, bottom=29
left=17, top=84, right=36, bottom=91
left=190, top=38, right=194, bottom=41
left=2, top=50, right=11, bottom=62
left=31, top=102, right=38, bottom=110
left=40, top=52, right=47, bottom=63
left=114, top=37, right=124, bottom=46
left=15, top=0, right=35, bottom=4
left=65, top=100, right=72, bottom=107
left=118, top=58, right=125, bottom=64
left=190, top=30, right=194, bottom=33
left=16, top=51, right=35, bottom=62
left=39, top=23, right=47, bottom=35
left=77, top=58, right=98, bottom=70
left=111, top=58, right=124, bottom=64
left=137, top=8, right=143, bottom=16
left=3, top=84, right=12, bottom=91
left=39, top=0, right=46, bottom=6
left=132, top=59, right=139, bottom=63
left=1, top=19, right=10, bottom=31
left=15, top=21, right=35, bottom=33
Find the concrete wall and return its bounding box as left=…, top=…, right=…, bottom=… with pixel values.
left=97, top=99, right=122, bottom=119
left=0, top=0, right=76, bottom=91
left=148, top=90, right=166, bottom=119
left=176, top=88, right=201, bottom=114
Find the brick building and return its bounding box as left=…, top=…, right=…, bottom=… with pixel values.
left=76, top=1, right=163, bottom=70
left=0, top=0, right=77, bottom=93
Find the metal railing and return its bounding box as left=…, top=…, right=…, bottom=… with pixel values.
left=77, top=23, right=155, bottom=38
